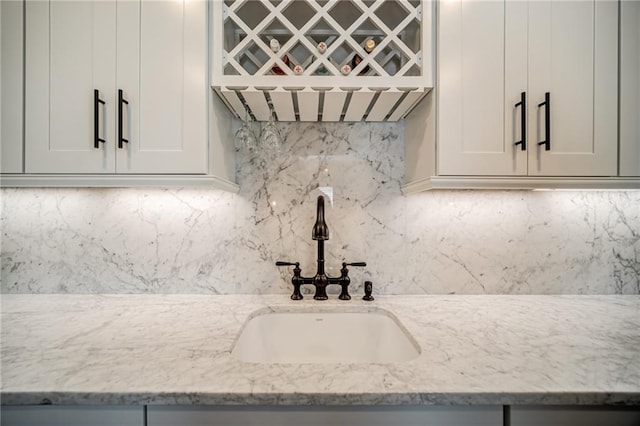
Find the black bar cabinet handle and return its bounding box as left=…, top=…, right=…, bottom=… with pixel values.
left=343, top=262, right=367, bottom=267
left=537, top=92, right=551, bottom=151
left=94, top=89, right=106, bottom=148
left=514, top=92, right=526, bottom=151
left=118, top=89, right=129, bottom=149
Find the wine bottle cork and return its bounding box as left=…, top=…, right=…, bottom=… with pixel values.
left=270, top=39, right=280, bottom=53
left=364, top=39, right=375, bottom=53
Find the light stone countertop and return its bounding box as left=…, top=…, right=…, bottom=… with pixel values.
left=1, top=295, right=639, bottom=406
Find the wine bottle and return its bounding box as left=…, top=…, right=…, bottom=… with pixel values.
left=351, top=39, right=375, bottom=75
left=271, top=55, right=290, bottom=75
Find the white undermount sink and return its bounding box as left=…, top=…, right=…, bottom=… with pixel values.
left=232, top=309, right=420, bottom=364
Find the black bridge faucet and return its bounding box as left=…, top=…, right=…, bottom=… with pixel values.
left=276, top=195, right=366, bottom=300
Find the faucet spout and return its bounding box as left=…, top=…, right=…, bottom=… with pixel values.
left=312, top=195, right=329, bottom=241
left=276, top=195, right=367, bottom=301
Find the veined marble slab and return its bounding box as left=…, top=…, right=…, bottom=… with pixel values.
left=2, top=123, right=639, bottom=295
left=1, top=295, right=638, bottom=406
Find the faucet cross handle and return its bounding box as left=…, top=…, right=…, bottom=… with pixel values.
left=337, top=262, right=367, bottom=301
left=276, top=261, right=303, bottom=300
left=343, top=262, right=366, bottom=268
left=276, top=261, right=299, bottom=267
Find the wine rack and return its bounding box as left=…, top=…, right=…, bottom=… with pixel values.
left=212, top=0, right=433, bottom=122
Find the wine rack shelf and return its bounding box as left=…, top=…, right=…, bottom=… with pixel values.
left=212, top=0, right=433, bottom=122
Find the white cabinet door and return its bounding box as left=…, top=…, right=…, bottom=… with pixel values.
left=147, top=406, right=503, bottom=426
left=438, top=0, right=528, bottom=176
left=620, top=0, right=640, bottom=177
left=0, top=406, right=144, bottom=426
left=1, top=0, right=24, bottom=173
left=438, top=0, right=618, bottom=178
left=116, top=0, right=207, bottom=174
left=24, top=0, right=207, bottom=175
left=510, top=406, right=640, bottom=426
left=25, top=0, right=117, bottom=173
left=527, top=0, right=618, bottom=176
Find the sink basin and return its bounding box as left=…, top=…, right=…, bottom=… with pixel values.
left=232, top=309, right=420, bottom=363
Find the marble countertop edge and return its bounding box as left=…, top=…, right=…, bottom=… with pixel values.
left=2, top=391, right=639, bottom=407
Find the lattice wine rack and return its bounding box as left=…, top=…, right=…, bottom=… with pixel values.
left=212, top=0, right=433, bottom=122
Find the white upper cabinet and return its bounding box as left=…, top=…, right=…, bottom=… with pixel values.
left=438, top=0, right=527, bottom=176
left=115, top=0, right=207, bottom=174
left=527, top=0, right=617, bottom=176
left=438, top=0, right=618, bottom=177
left=25, top=0, right=117, bottom=173
left=24, top=0, right=207, bottom=175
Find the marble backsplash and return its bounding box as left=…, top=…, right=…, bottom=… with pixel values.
left=1, top=122, right=639, bottom=294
